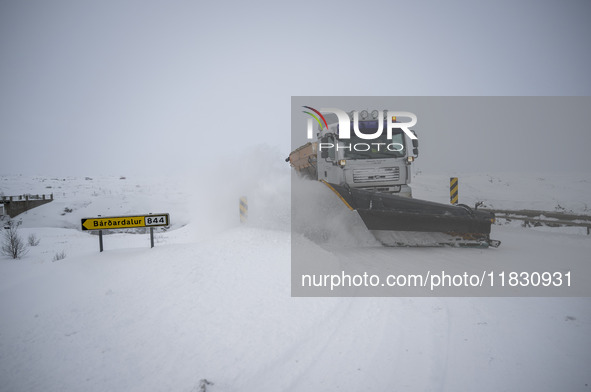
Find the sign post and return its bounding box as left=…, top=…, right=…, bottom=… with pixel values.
left=81, top=213, right=170, bottom=252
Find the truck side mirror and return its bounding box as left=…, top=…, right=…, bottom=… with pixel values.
left=412, top=139, right=419, bottom=156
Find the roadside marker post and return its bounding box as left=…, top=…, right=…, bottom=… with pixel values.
left=450, top=177, right=459, bottom=205
left=240, top=196, right=248, bottom=223
left=81, top=213, right=170, bottom=252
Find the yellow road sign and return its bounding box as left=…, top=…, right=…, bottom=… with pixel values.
left=81, top=213, right=169, bottom=231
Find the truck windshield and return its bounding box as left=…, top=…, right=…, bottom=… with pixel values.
left=339, top=121, right=406, bottom=159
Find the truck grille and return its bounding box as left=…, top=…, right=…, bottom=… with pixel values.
left=353, top=167, right=400, bottom=183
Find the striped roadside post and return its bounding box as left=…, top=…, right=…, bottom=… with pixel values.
left=239, top=196, right=248, bottom=223
left=450, top=177, right=459, bottom=205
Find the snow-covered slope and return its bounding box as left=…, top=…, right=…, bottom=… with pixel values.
left=412, top=171, right=591, bottom=214
left=1, top=153, right=590, bottom=391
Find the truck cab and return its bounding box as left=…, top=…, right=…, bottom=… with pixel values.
left=315, top=110, right=418, bottom=198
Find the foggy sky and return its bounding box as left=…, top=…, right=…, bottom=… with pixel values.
left=1, top=0, right=590, bottom=176
left=291, top=96, right=591, bottom=175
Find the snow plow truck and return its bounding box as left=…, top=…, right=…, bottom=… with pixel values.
left=287, top=109, right=500, bottom=248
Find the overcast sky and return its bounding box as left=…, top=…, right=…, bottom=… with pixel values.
left=1, top=0, right=590, bottom=176
left=291, top=96, right=591, bottom=174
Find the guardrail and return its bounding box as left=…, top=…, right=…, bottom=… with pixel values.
left=0, top=194, right=54, bottom=218
left=483, top=209, right=591, bottom=235
left=1, top=194, right=54, bottom=201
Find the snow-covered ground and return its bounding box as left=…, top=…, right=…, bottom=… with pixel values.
left=412, top=171, right=591, bottom=215
left=1, top=153, right=590, bottom=391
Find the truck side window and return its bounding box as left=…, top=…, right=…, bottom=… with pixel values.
left=328, top=136, right=336, bottom=160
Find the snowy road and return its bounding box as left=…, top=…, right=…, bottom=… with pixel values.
left=1, top=172, right=590, bottom=391
left=1, top=224, right=590, bottom=391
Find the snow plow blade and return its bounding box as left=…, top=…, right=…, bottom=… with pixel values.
left=322, top=181, right=500, bottom=248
